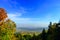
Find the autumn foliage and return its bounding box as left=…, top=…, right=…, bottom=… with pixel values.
left=0, top=8, right=16, bottom=40
left=0, top=8, right=7, bottom=21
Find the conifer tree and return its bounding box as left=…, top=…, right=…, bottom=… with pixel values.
left=41, top=28, right=46, bottom=40
left=47, top=22, right=52, bottom=34
left=54, top=21, right=60, bottom=40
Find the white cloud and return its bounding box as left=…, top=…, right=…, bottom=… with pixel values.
left=7, top=12, right=30, bottom=22
left=7, top=13, right=48, bottom=28
left=8, top=13, right=22, bottom=17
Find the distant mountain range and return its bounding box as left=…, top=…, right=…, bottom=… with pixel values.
left=16, top=27, right=48, bottom=32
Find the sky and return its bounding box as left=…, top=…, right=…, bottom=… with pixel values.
left=0, top=0, right=60, bottom=28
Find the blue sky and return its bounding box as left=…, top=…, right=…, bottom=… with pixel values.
left=0, top=0, right=60, bottom=28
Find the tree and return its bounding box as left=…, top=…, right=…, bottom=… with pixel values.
left=30, top=33, right=37, bottom=40
left=0, top=19, right=16, bottom=40
left=54, top=22, right=60, bottom=40
left=23, top=34, right=31, bottom=40
left=47, top=22, right=52, bottom=34
left=41, top=28, right=46, bottom=40
left=15, top=33, right=23, bottom=40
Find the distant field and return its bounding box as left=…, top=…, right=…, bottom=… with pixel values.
left=16, top=27, right=48, bottom=35
left=16, top=31, right=41, bottom=36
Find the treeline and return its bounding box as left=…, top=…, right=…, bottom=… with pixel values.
left=14, top=21, right=60, bottom=40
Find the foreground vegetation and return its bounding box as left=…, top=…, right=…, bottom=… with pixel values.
left=0, top=19, right=16, bottom=40
left=1, top=20, right=60, bottom=40
left=14, top=21, right=60, bottom=40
